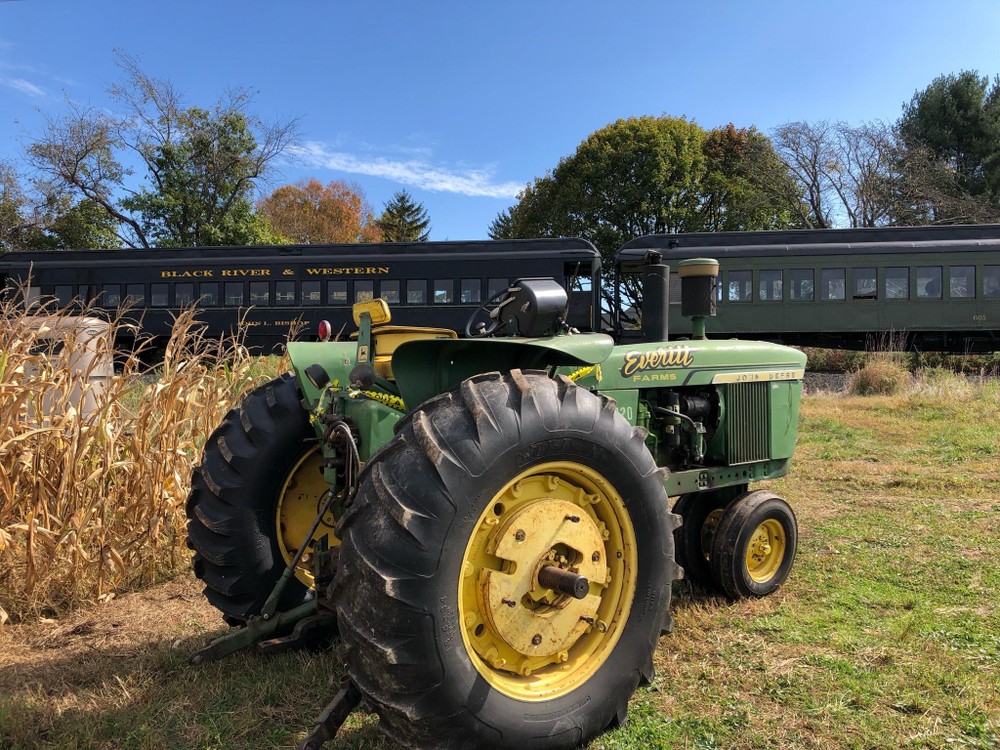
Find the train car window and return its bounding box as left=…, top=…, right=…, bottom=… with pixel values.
left=984, top=266, right=1000, bottom=299
left=460, top=278, right=481, bottom=304
left=327, top=281, right=347, bottom=304
left=25, top=286, right=42, bottom=310
left=125, top=284, right=145, bottom=306
left=407, top=279, right=427, bottom=304
left=916, top=267, right=942, bottom=299
left=102, top=284, right=122, bottom=308
left=55, top=285, right=75, bottom=306
left=174, top=283, right=193, bottom=306
left=225, top=282, right=245, bottom=306
left=884, top=267, right=908, bottom=299
left=759, top=270, right=782, bottom=301
left=250, top=282, right=270, bottom=305
left=175, top=283, right=195, bottom=306
left=669, top=272, right=683, bottom=305
left=199, top=283, right=219, bottom=306
left=151, top=283, right=169, bottom=307
left=276, top=281, right=296, bottom=306
left=434, top=279, right=454, bottom=304
left=380, top=280, right=401, bottom=304
left=355, top=280, right=374, bottom=303
left=852, top=268, right=877, bottom=300
left=302, top=281, right=322, bottom=306
left=488, top=277, right=508, bottom=299
left=949, top=266, right=975, bottom=298
left=788, top=269, right=814, bottom=301
left=820, top=269, right=845, bottom=301
left=727, top=270, right=752, bottom=302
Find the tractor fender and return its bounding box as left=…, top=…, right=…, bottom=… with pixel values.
left=391, top=334, right=615, bottom=407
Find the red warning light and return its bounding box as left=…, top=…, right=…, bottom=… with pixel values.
left=317, top=320, right=332, bottom=341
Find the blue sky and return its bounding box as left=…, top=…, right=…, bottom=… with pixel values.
left=2, top=1, right=1000, bottom=242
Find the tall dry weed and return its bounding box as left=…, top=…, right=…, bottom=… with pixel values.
left=0, top=294, right=282, bottom=623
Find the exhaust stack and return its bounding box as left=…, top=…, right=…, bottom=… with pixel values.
left=641, top=251, right=670, bottom=343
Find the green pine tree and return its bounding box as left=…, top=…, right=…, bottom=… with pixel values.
left=377, top=190, right=431, bottom=241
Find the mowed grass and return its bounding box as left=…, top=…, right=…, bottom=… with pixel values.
left=1, top=383, right=998, bottom=749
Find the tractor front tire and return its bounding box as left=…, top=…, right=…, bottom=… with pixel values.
left=186, top=373, right=335, bottom=624
left=672, top=485, right=745, bottom=590
left=710, top=490, right=797, bottom=599
left=332, top=370, right=678, bottom=749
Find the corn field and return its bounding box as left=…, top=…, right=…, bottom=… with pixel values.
left=0, top=296, right=283, bottom=624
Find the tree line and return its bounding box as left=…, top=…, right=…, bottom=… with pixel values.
left=2, top=55, right=998, bottom=255
left=491, top=70, right=1000, bottom=272
left=0, top=54, right=431, bottom=252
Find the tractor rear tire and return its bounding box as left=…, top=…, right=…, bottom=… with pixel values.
left=710, top=490, right=797, bottom=599
left=332, top=370, right=678, bottom=750
left=186, top=373, right=334, bottom=624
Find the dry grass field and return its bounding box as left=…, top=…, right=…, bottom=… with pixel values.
left=0, top=306, right=997, bottom=749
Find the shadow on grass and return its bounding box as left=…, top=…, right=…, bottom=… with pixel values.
left=0, top=628, right=391, bottom=750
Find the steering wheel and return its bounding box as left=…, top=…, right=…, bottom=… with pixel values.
left=464, top=287, right=512, bottom=338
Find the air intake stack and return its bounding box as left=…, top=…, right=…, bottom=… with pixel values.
left=678, top=258, right=719, bottom=340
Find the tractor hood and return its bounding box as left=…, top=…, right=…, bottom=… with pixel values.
left=593, top=339, right=807, bottom=390
left=391, top=334, right=615, bottom=408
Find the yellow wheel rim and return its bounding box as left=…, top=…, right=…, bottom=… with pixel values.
left=276, top=445, right=340, bottom=588
left=700, top=508, right=725, bottom=561
left=458, top=461, right=638, bottom=701
left=745, top=518, right=786, bottom=583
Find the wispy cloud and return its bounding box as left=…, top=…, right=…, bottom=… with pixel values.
left=290, top=140, right=522, bottom=199
left=0, top=76, right=45, bottom=97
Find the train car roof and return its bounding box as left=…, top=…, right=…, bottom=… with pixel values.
left=616, top=225, right=1000, bottom=263
left=0, top=237, right=600, bottom=266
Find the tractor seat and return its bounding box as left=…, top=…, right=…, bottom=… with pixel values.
left=352, top=325, right=457, bottom=380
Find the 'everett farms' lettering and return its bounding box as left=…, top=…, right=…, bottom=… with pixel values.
left=621, top=345, right=694, bottom=378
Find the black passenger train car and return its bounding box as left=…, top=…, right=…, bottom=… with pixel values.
left=0, top=239, right=602, bottom=353
left=617, top=225, right=1000, bottom=352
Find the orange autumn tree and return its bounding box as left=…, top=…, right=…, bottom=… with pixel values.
left=257, top=178, right=383, bottom=243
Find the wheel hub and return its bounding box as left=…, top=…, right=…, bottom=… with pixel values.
left=746, top=518, right=785, bottom=583
left=276, top=446, right=340, bottom=588
left=459, top=462, right=637, bottom=700
left=700, top=507, right=725, bottom=560
left=482, top=497, right=605, bottom=660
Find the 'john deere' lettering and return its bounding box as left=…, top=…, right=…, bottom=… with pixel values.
left=621, top=345, right=694, bottom=377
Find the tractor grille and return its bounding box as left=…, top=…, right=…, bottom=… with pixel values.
left=724, top=382, right=771, bottom=464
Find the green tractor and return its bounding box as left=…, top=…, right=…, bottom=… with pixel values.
left=186, top=249, right=805, bottom=749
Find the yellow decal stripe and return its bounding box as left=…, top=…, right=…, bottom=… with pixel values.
left=712, top=369, right=805, bottom=384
